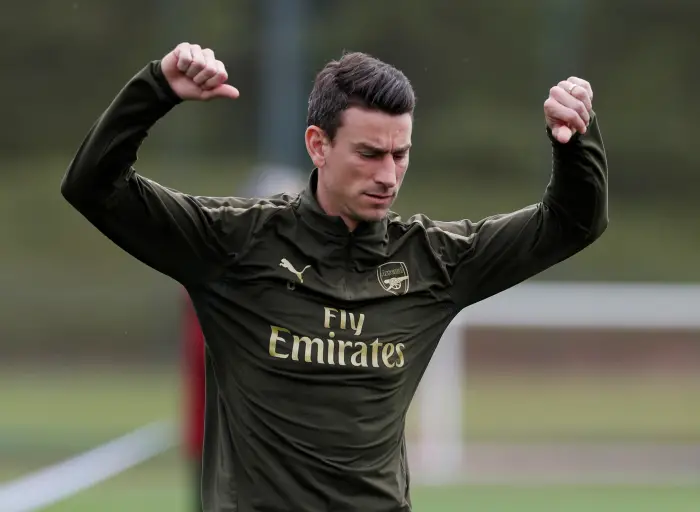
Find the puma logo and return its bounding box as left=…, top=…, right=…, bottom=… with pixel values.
left=280, top=258, right=311, bottom=283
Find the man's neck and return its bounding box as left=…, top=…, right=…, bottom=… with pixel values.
left=315, top=183, right=358, bottom=232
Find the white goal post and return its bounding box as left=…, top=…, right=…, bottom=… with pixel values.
left=415, top=281, right=700, bottom=484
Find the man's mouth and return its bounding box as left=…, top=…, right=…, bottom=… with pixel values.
left=364, top=193, right=393, bottom=200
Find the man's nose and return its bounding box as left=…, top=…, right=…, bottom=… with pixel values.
left=374, top=156, right=397, bottom=188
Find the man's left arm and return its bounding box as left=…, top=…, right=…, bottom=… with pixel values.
left=423, top=77, right=608, bottom=309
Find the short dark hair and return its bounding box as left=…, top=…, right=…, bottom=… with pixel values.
left=307, top=52, right=416, bottom=141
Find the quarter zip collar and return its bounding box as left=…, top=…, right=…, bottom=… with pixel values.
left=296, top=169, right=389, bottom=246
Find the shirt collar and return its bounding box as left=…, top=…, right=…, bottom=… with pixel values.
left=296, top=169, right=389, bottom=245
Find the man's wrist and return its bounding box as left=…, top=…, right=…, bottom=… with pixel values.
left=150, top=60, right=183, bottom=106
left=546, top=111, right=596, bottom=147
left=546, top=126, right=582, bottom=146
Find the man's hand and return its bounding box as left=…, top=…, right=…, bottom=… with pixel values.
left=544, top=77, right=593, bottom=144
left=160, top=43, right=240, bottom=101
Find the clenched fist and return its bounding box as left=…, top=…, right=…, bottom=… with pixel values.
left=161, top=43, right=240, bottom=101
left=544, top=77, right=594, bottom=144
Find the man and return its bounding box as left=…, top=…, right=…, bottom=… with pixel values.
left=180, top=168, right=304, bottom=510
left=61, top=42, right=608, bottom=511
left=182, top=292, right=206, bottom=508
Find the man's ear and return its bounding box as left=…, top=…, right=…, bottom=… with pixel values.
left=305, top=125, right=328, bottom=168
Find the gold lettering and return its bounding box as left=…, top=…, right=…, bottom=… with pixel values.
left=270, top=315, right=405, bottom=369
left=338, top=340, right=352, bottom=366
left=323, top=307, right=338, bottom=329
left=292, top=336, right=300, bottom=360
left=350, top=341, right=368, bottom=367
left=395, top=343, right=405, bottom=367
left=293, top=335, right=324, bottom=364
left=327, top=338, right=335, bottom=365
left=349, top=313, right=365, bottom=336
left=381, top=343, right=395, bottom=368
left=370, top=339, right=383, bottom=368
left=269, top=326, right=290, bottom=359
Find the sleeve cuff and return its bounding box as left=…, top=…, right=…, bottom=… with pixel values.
left=149, top=60, right=183, bottom=105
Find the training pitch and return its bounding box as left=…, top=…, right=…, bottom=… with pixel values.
left=1, top=366, right=698, bottom=511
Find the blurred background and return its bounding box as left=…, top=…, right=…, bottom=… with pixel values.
left=1, top=0, right=699, bottom=510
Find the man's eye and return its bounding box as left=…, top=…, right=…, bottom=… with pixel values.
left=393, top=152, right=407, bottom=160
left=360, top=152, right=379, bottom=159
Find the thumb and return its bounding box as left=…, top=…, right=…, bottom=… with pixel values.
left=202, top=84, right=240, bottom=101
left=552, top=124, right=574, bottom=144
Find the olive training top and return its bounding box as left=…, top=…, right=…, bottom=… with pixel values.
left=61, top=60, right=608, bottom=512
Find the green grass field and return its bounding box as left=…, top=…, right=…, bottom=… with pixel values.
left=2, top=365, right=699, bottom=511
left=42, top=474, right=700, bottom=512
left=30, top=459, right=700, bottom=512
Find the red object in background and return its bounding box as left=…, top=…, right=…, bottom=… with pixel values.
left=183, top=293, right=205, bottom=459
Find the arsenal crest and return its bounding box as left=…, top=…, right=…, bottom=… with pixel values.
left=376, top=262, right=410, bottom=296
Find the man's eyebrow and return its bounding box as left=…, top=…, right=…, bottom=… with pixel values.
left=354, top=142, right=412, bottom=153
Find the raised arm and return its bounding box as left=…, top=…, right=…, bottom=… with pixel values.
left=61, top=43, right=272, bottom=285
left=419, top=77, right=608, bottom=309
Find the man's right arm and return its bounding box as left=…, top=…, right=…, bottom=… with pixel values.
left=61, top=59, right=268, bottom=285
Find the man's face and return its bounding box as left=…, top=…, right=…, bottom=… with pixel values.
left=312, top=107, right=412, bottom=226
